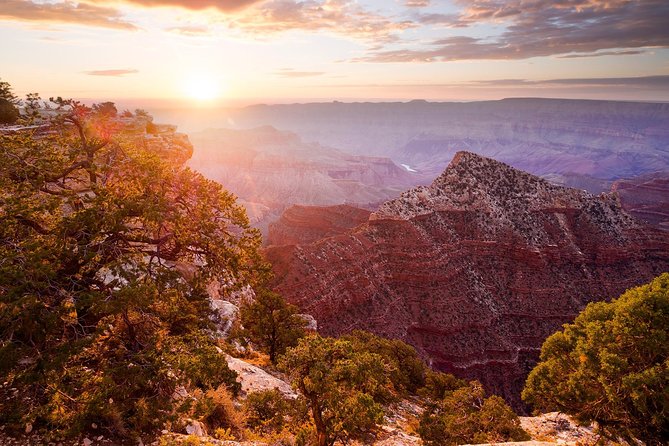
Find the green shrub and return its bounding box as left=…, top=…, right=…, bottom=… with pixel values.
left=279, top=335, right=387, bottom=446
left=239, top=289, right=307, bottom=363
left=343, top=330, right=427, bottom=395
left=418, top=369, right=467, bottom=400
left=244, top=389, right=289, bottom=433
left=418, top=382, right=529, bottom=446
left=523, top=273, right=669, bottom=445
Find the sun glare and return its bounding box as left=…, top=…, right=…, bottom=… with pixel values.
left=182, top=74, right=222, bottom=101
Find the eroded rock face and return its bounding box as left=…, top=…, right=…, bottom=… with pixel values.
left=267, top=204, right=371, bottom=246
left=222, top=99, right=669, bottom=180
left=265, top=151, right=669, bottom=410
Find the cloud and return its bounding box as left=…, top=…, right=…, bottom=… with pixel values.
left=166, top=25, right=211, bottom=36
left=274, top=69, right=325, bottom=78
left=92, top=0, right=261, bottom=12
left=85, top=69, right=139, bottom=76
left=473, top=75, right=669, bottom=88
left=231, top=0, right=414, bottom=43
left=0, top=0, right=137, bottom=30
left=0, top=0, right=413, bottom=44
left=415, top=12, right=467, bottom=27
left=322, top=75, right=669, bottom=90
left=362, top=0, right=669, bottom=62
left=557, top=50, right=647, bottom=59
left=405, top=0, right=430, bottom=6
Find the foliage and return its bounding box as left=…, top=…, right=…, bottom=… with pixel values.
left=343, top=330, right=427, bottom=396
left=244, top=389, right=290, bottom=433
left=0, top=78, right=20, bottom=105
left=0, top=92, right=266, bottom=440
left=0, top=98, right=19, bottom=124
left=192, top=386, right=244, bottom=436
left=279, top=334, right=388, bottom=446
left=418, top=369, right=467, bottom=401
left=522, top=273, right=669, bottom=445
left=418, top=382, right=529, bottom=446
left=239, top=289, right=307, bottom=363
left=91, top=101, right=118, bottom=118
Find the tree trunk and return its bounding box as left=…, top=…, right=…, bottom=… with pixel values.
left=308, top=395, right=328, bottom=446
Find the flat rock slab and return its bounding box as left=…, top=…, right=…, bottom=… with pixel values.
left=225, top=355, right=297, bottom=399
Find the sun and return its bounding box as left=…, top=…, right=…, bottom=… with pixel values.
left=182, top=74, right=222, bottom=101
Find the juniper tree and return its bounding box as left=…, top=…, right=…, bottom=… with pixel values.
left=0, top=92, right=265, bottom=439
left=523, top=273, right=669, bottom=445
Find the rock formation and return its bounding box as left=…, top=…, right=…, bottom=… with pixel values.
left=265, top=151, right=669, bottom=410
left=225, top=356, right=297, bottom=399
left=613, top=172, right=669, bottom=231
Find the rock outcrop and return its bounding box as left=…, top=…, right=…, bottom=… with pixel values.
left=225, top=356, right=297, bottom=399
left=265, top=151, right=669, bottom=410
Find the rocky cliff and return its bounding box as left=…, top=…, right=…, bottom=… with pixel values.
left=265, top=151, right=669, bottom=410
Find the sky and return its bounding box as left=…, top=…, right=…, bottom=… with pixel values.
left=1, top=0, right=669, bottom=105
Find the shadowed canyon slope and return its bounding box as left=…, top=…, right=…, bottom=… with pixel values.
left=613, top=172, right=669, bottom=231
left=265, top=151, right=669, bottom=410
left=222, top=98, right=669, bottom=180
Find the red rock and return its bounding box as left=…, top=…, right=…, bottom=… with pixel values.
left=265, top=151, right=669, bottom=411
left=268, top=204, right=371, bottom=246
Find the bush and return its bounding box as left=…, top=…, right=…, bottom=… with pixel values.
left=418, top=369, right=467, bottom=400
left=523, top=273, right=669, bottom=445
left=194, top=386, right=244, bottom=436
left=244, top=389, right=290, bottom=433
left=239, top=289, right=307, bottom=363
left=418, top=382, right=529, bottom=446
left=0, top=98, right=19, bottom=124
left=343, top=330, right=427, bottom=395
left=279, top=335, right=387, bottom=446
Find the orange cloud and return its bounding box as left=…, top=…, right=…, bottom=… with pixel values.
left=232, top=0, right=414, bottom=43
left=91, top=0, right=261, bottom=12
left=0, top=0, right=137, bottom=30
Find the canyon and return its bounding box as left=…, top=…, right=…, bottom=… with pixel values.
left=265, top=151, right=669, bottom=410
left=218, top=99, right=669, bottom=181
left=188, top=126, right=423, bottom=233
left=179, top=99, right=669, bottom=235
